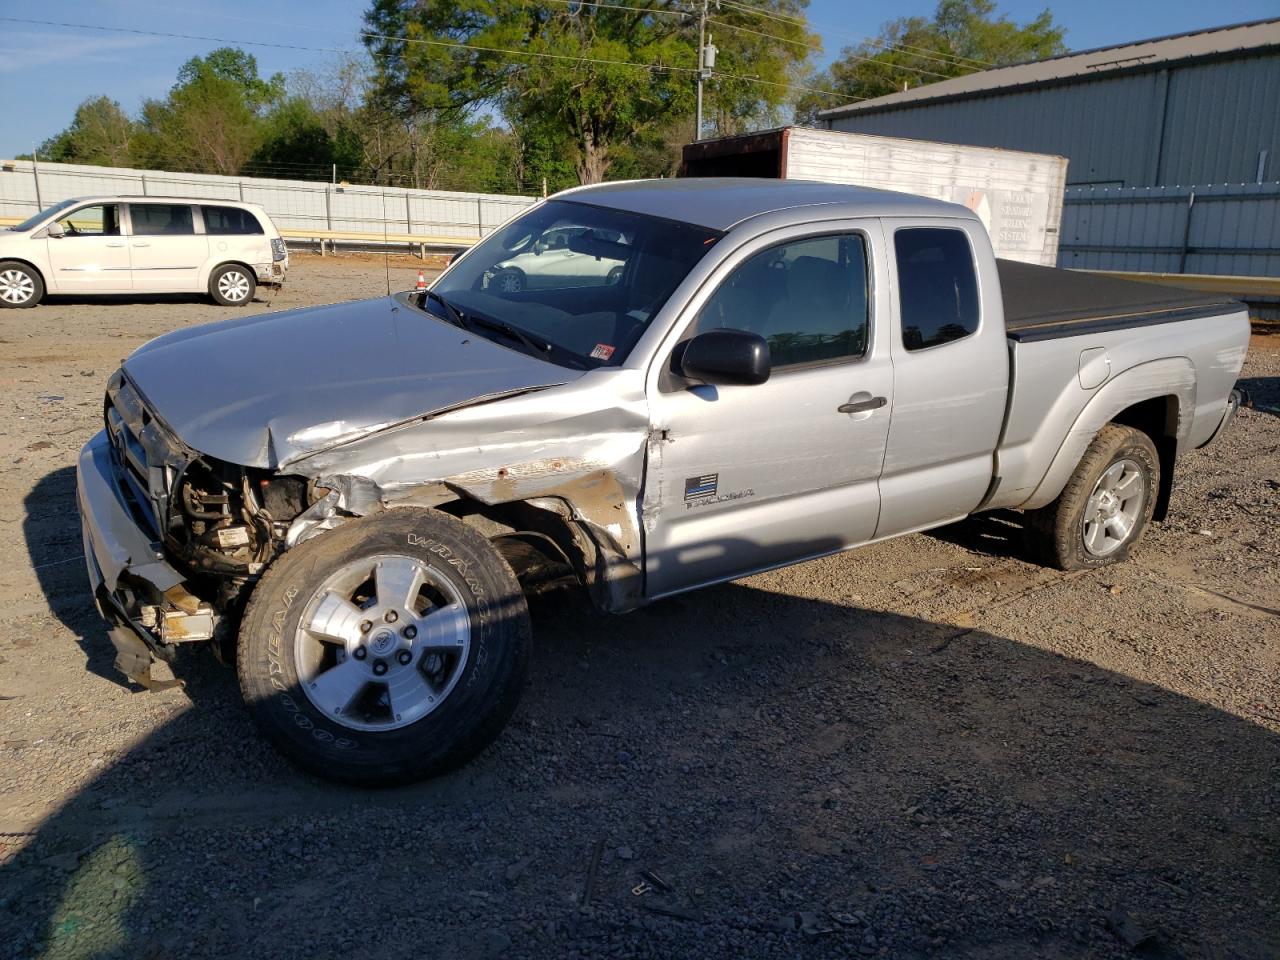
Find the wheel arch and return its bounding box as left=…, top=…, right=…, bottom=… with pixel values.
left=0, top=257, right=48, bottom=287
left=204, top=259, right=256, bottom=290
left=1022, top=358, right=1194, bottom=514
left=1109, top=395, right=1179, bottom=521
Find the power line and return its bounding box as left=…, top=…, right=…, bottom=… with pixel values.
left=708, top=17, right=957, bottom=82
left=716, top=0, right=995, bottom=70
left=1, top=13, right=855, bottom=103
left=0, top=17, right=702, bottom=76
left=536, top=0, right=691, bottom=16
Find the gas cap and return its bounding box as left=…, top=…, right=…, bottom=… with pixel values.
left=1078, top=347, right=1111, bottom=390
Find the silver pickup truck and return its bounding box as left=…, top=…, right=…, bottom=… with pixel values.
left=76, top=179, right=1249, bottom=784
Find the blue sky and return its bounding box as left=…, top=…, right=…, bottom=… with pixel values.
left=1, top=0, right=1275, bottom=158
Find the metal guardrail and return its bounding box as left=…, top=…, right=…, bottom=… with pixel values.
left=1080, top=269, right=1280, bottom=299
left=0, top=216, right=479, bottom=255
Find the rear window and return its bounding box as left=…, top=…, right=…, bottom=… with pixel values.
left=130, top=204, right=195, bottom=236
left=202, top=205, right=264, bottom=235
left=895, top=227, right=980, bottom=351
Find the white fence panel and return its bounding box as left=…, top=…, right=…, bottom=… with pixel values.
left=0, top=159, right=537, bottom=243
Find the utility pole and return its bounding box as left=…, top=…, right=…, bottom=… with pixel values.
left=694, top=1, right=717, bottom=141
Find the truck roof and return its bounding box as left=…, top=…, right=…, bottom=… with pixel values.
left=558, top=177, right=972, bottom=231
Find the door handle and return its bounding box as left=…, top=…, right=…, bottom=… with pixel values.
left=132, top=241, right=150, bottom=248
left=838, top=396, right=887, bottom=414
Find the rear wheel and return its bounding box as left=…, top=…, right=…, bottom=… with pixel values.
left=237, top=508, right=531, bottom=785
left=0, top=261, right=43, bottom=308
left=1024, top=423, right=1159, bottom=571
left=490, top=268, right=525, bottom=293
left=209, top=263, right=256, bottom=306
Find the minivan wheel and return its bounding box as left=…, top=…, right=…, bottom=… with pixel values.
left=0, top=261, right=43, bottom=308
left=491, top=268, right=525, bottom=293
left=1024, top=423, right=1159, bottom=571
left=237, top=509, right=531, bottom=785
left=209, top=263, right=256, bottom=306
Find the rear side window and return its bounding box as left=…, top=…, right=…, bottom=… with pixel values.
left=895, top=228, right=979, bottom=351
left=203, top=205, right=264, bottom=235
left=130, top=204, right=195, bottom=236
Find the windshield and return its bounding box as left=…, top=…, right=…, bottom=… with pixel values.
left=425, top=199, right=721, bottom=369
left=9, top=198, right=79, bottom=232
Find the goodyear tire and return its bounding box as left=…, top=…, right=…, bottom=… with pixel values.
left=1024, top=423, right=1159, bottom=571
left=237, top=508, right=531, bottom=785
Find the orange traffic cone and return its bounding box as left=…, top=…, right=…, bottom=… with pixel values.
left=415, top=270, right=426, bottom=291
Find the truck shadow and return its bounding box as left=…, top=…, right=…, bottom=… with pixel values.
left=10, top=470, right=1279, bottom=958
left=1238, top=375, right=1278, bottom=416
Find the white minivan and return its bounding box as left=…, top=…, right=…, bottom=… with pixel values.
left=0, top=196, right=288, bottom=308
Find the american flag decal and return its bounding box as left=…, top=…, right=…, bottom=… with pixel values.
left=684, top=473, right=719, bottom=502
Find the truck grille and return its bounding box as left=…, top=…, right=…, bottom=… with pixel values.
left=104, top=375, right=176, bottom=540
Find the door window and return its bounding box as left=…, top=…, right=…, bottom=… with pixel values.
left=202, top=205, right=264, bottom=235
left=57, top=204, right=120, bottom=237
left=691, top=234, right=869, bottom=368
left=894, top=228, right=979, bottom=351
left=130, top=204, right=195, bottom=236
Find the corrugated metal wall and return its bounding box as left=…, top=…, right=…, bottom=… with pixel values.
left=825, top=49, right=1280, bottom=281
left=1060, top=183, right=1280, bottom=276
left=825, top=52, right=1280, bottom=189
left=0, top=160, right=537, bottom=241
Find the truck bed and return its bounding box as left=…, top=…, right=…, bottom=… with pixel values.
left=997, top=259, right=1241, bottom=342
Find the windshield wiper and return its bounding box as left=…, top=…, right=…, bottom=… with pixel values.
left=466, top=314, right=558, bottom=356
left=420, top=289, right=469, bottom=330
left=420, top=289, right=587, bottom=368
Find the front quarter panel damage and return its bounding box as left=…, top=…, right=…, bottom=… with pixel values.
left=287, top=372, right=652, bottom=611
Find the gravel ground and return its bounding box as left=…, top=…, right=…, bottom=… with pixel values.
left=0, top=254, right=1276, bottom=960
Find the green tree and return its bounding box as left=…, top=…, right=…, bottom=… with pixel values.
left=135, top=47, right=285, bottom=175
left=796, top=0, right=1065, bottom=123
left=363, top=1, right=814, bottom=185
left=36, top=96, right=137, bottom=167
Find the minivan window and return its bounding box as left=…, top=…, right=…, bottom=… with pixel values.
left=131, top=204, right=195, bottom=236
left=56, top=204, right=121, bottom=237
left=203, top=205, right=264, bottom=235
left=692, top=233, right=869, bottom=368
left=9, top=199, right=77, bottom=232
left=894, top=227, right=979, bottom=351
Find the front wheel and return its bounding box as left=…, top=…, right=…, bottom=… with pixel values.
left=237, top=509, right=531, bottom=785
left=209, top=263, right=256, bottom=306
left=0, top=261, right=43, bottom=308
left=1024, top=423, right=1159, bottom=571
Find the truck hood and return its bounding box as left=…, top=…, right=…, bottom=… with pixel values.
left=122, top=295, right=575, bottom=469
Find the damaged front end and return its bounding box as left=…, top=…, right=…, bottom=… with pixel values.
left=79, top=356, right=653, bottom=688
left=79, top=372, right=316, bottom=685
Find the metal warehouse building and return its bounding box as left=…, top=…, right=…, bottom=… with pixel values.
left=819, top=18, right=1280, bottom=286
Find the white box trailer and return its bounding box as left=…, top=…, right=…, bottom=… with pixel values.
left=681, top=126, right=1069, bottom=266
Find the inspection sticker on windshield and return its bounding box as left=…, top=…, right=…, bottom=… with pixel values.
left=590, top=343, right=615, bottom=361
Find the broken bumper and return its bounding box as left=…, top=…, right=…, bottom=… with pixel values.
left=256, top=261, right=287, bottom=287
left=77, top=430, right=213, bottom=686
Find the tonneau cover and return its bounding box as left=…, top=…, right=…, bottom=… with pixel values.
left=997, top=259, right=1241, bottom=342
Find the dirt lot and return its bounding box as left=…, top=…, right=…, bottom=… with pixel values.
left=0, top=254, right=1276, bottom=960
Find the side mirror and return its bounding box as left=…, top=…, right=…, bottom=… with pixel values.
left=680, top=328, right=771, bottom=386
left=46, top=222, right=65, bottom=239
